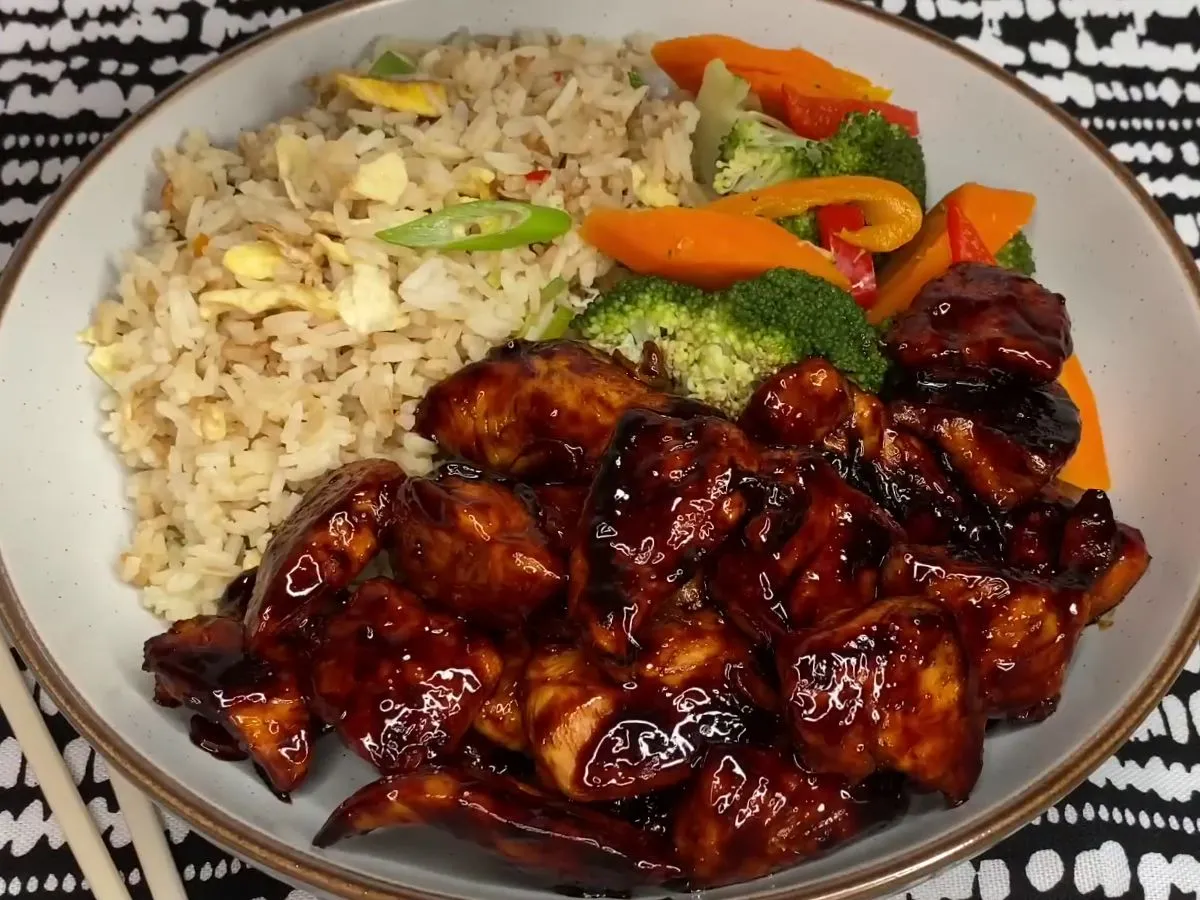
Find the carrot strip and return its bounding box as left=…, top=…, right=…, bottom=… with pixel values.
left=1058, top=354, right=1110, bottom=492
left=651, top=34, right=891, bottom=116
left=870, top=183, right=1036, bottom=325
left=580, top=207, right=850, bottom=291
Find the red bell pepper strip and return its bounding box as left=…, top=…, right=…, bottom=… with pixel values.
left=946, top=200, right=997, bottom=265
left=783, top=86, right=920, bottom=140
left=525, top=169, right=551, bottom=184
left=817, top=204, right=878, bottom=308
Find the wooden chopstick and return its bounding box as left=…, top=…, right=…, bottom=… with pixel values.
left=0, top=642, right=133, bottom=900
left=110, top=770, right=189, bottom=900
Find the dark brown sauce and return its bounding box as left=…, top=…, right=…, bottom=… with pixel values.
left=188, top=715, right=247, bottom=762
left=217, top=568, right=257, bottom=619
left=552, top=886, right=633, bottom=899
left=253, top=763, right=292, bottom=803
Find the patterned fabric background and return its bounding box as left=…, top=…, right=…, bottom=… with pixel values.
left=2, top=1, right=1199, bottom=898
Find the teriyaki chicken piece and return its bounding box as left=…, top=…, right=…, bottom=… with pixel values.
left=568, top=409, right=759, bottom=659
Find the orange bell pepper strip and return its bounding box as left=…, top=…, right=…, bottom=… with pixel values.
left=705, top=175, right=923, bottom=254
left=651, top=34, right=891, bottom=118
left=579, top=207, right=850, bottom=292
left=870, top=183, right=1036, bottom=325
left=1058, top=355, right=1110, bottom=492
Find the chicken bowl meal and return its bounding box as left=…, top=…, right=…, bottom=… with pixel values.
left=63, top=22, right=1160, bottom=898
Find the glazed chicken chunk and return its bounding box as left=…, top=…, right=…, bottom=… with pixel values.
left=472, top=632, right=532, bottom=752
left=143, top=615, right=316, bottom=796
left=890, top=376, right=1081, bottom=510
left=1003, top=488, right=1117, bottom=579
left=310, top=578, right=503, bottom=775
left=391, top=465, right=565, bottom=628
left=673, top=746, right=907, bottom=887
left=738, top=358, right=854, bottom=449
left=1086, top=523, right=1150, bottom=622
left=881, top=545, right=1088, bottom=721
left=528, top=483, right=591, bottom=556
left=707, top=451, right=899, bottom=644
left=884, top=263, right=1073, bottom=383
left=569, top=409, right=758, bottom=659
left=777, top=596, right=985, bottom=804
left=524, top=599, right=774, bottom=802
left=312, top=766, right=682, bottom=891
left=244, top=458, right=404, bottom=657
left=999, top=489, right=1150, bottom=623
left=414, top=340, right=678, bottom=482
left=830, top=387, right=976, bottom=546
left=522, top=640, right=631, bottom=800
left=774, top=453, right=901, bottom=628
left=741, top=369, right=972, bottom=547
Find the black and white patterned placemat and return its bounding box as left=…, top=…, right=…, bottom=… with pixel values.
left=2, top=1, right=1199, bottom=898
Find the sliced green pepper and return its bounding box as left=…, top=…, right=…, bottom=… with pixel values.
left=368, top=50, right=417, bottom=78
left=539, top=276, right=568, bottom=302
left=376, top=200, right=572, bottom=251
left=537, top=305, right=575, bottom=340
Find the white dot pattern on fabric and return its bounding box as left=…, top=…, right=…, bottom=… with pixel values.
left=1028, top=849, right=1065, bottom=892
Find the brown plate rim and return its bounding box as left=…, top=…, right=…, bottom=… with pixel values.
left=1, top=1, right=1198, bottom=898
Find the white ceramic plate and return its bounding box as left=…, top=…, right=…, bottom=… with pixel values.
left=2, top=1, right=1199, bottom=898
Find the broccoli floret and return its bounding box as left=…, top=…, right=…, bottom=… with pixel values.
left=995, top=231, right=1036, bottom=276
left=721, top=269, right=890, bottom=395
left=776, top=211, right=819, bottom=243
left=574, top=269, right=889, bottom=414
left=713, top=117, right=821, bottom=195
left=710, top=110, right=926, bottom=208
left=572, top=275, right=705, bottom=363
left=817, top=111, right=926, bottom=207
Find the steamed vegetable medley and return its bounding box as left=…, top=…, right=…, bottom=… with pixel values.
left=373, top=32, right=1107, bottom=491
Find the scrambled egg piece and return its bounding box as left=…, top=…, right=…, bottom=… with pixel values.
left=351, top=152, right=409, bottom=204
left=198, top=284, right=336, bottom=319
left=630, top=163, right=680, bottom=208
left=222, top=242, right=283, bottom=281
left=199, top=404, right=228, bottom=441
left=460, top=167, right=497, bottom=200
left=335, top=73, right=446, bottom=117
left=86, top=343, right=130, bottom=388
left=315, top=233, right=353, bottom=266
left=80, top=326, right=136, bottom=389
left=335, top=264, right=405, bottom=334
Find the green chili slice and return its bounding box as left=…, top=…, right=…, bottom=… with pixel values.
left=368, top=50, right=417, bottom=77
left=537, top=305, right=575, bottom=340
left=628, top=69, right=646, bottom=89
left=539, top=276, right=568, bottom=302
left=376, top=200, right=573, bottom=251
